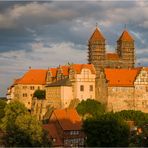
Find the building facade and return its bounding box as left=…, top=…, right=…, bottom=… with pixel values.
left=45, top=64, right=96, bottom=109
left=7, top=69, right=47, bottom=110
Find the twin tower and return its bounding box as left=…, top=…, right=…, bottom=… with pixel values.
left=88, top=27, right=135, bottom=75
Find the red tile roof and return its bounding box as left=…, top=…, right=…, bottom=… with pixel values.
left=118, top=30, right=134, bottom=41
left=15, top=69, right=47, bottom=85
left=53, top=108, right=82, bottom=130
left=89, top=27, right=105, bottom=43
left=61, top=66, right=69, bottom=76
left=105, top=68, right=141, bottom=87
left=71, top=64, right=96, bottom=74
left=43, top=123, right=62, bottom=146
left=106, top=53, right=120, bottom=60
left=49, top=68, right=57, bottom=77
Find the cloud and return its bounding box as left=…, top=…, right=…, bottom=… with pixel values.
left=0, top=1, right=148, bottom=97
left=0, top=41, right=87, bottom=96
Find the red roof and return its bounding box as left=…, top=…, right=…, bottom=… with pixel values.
left=89, top=27, right=105, bottom=42
left=105, top=68, right=141, bottom=87
left=71, top=64, right=96, bottom=74
left=61, top=66, right=69, bottom=76
left=106, top=53, right=120, bottom=60
left=118, top=30, right=134, bottom=41
left=53, top=108, right=82, bottom=130
left=49, top=68, right=57, bottom=77
left=16, top=69, right=47, bottom=85
left=43, top=123, right=62, bottom=146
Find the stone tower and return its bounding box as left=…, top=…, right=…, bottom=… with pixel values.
left=88, top=27, right=106, bottom=75
left=116, top=29, right=135, bottom=68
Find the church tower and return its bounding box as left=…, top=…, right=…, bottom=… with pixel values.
left=88, top=27, right=106, bottom=75
left=116, top=29, right=135, bottom=68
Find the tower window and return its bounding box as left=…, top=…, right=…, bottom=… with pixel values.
left=80, top=85, right=84, bottom=91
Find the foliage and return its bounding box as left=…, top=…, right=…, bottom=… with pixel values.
left=76, top=99, right=105, bottom=118
left=1, top=101, right=28, bottom=131
left=33, top=90, right=45, bottom=99
left=83, top=113, right=130, bottom=147
left=114, top=110, right=148, bottom=126
left=0, top=101, right=51, bottom=147
left=0, top=99, right=6, bottom=122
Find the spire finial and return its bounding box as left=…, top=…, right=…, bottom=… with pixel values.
left=124, top=24, right=127, bottom=30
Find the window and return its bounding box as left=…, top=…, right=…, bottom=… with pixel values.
left=30, top=86, right=34, bottom=90
left=23, top=86, right=27, bottom=89
left=80, top=85, right=84, bottom=91
left=23, top=93, right=27, bottom=97
left=89, top=85, right=93, bottom=91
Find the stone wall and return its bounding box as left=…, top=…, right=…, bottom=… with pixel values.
left=13, top=84, right=45, bottom=110
left=107, top=87, right=135, bottom=112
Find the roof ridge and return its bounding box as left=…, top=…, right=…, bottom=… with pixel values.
left=117, top=29, right=134, bottom=41
left=89, top=27, right=105, bottom=42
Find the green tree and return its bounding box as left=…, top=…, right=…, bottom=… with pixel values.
left=114, top=110, right=148, bottom=126
left=0, top=99, right=6, bottom=122
left=33, top=90, right=45, bottom=99
left=83, top=113, right=130, bottom=147
left=76, top=99, right=105, bottom=118
left=0, top=101, right=51, bottom=147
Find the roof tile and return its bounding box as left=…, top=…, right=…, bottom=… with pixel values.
left=16, top=69, right=47, bottom=85
left=106, top=53, right=120, bottom=60
left=89, top=27, right=105, bottom=42
left=53, top=108, right=82, bottom=130
left=105, top=68, right=141, bottom=86
left=118, top=30, right=134, bottom=41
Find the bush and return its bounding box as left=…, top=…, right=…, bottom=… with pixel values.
left=33, top=90, right=45, bottom=99
left=76, top=99, right=105, bottom=118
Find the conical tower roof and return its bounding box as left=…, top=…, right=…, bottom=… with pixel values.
left=117, top=30, right=134, bottom=42
left=89, top=27, right=105, bottom=43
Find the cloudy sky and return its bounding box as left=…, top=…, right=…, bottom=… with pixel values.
left=0, top=0, right=148, bottom=97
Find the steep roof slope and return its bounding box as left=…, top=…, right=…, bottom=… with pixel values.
left=118, top=30, right=134, bottom=41
left=53, top=108, right=82, bottom=130
left=105, top=68, right=141, bottom=86
left=71, top=64, right=96, bottom=74
left=89, top=27, right=105, bottom=42
left=16, top=69, right=48, bottom=85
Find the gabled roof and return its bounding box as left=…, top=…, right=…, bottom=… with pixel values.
left=15, top=69, right=47, bottom=85
left=89, top=27, right=105, bottom=42
left=71, top=64, right=96, bottom=74
left=117, top=30, right=134, bottom=42
left=61, top=66, right=69, bottom=76
left=53, top=108, right=82, bottom=130
left=105, top=68, right=141, bottom=87
left=49, top=68, right=57, bottom=77
left=106, top=53, right=120, bottom=61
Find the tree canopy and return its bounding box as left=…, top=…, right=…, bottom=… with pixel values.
left=83, top=113, right=130, bottom=147
left=33, top=90, right=45, bottom=99
left=76, top=99, right=105, bottom=118
left=114, top=110, right=148, bottom=126
left=0, top=101, right=51, bottom=147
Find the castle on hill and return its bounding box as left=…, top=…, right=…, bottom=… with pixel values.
left=7, top=26, right=148, bottom=120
